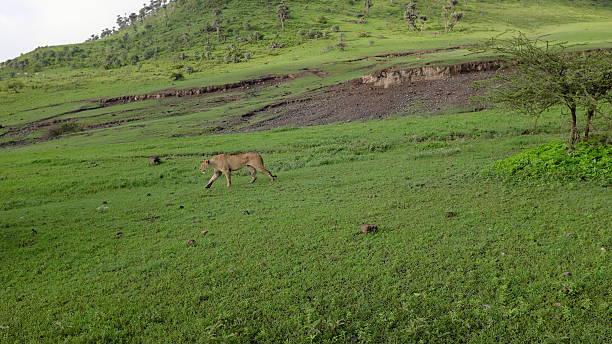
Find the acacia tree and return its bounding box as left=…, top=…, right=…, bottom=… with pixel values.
left=364, top=0, right=373, bottom=15
left=404, top=1, right=427, bottom=31
left=277, top=2, right=290, bottom=29
left=570, top=51, right=612, bottom=140
left=213, top=9, right=223, bottom=39
left=475, top=33, right=612, bottom=144
left=442, top=0, right=464, bottom=33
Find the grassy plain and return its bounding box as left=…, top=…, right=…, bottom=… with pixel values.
left=1, top=108, right=610, bottom=343
left=1, top=0, right=611, bottom=342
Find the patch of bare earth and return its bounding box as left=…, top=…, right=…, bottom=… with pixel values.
left=236, top=70, right=493, bottom=132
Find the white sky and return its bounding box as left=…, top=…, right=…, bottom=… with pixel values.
left=0, top=0, right=146, bottom=62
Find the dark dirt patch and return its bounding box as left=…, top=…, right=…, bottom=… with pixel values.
left=236, top=70, right=493, bottom=132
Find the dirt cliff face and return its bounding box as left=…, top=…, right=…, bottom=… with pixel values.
left=361, top=60, right=505, bottom=88
left=98, top=75, right=285, bottom=105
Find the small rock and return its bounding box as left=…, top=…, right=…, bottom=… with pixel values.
left=482, top=304, right=491, bottom=309
left=242, top=210, right=250, bottom=215
left=500, top=252, right=506, bottom=256
left=564, top=232, right=573, bottom=237
left=445, top=211, right=457, bottom=218
left=359, top=224, right=378, bottom=234
left=349, top=337, right=359, bottom=343
left=600, top=247, right=606, bottom=252
left=562, top=271, right=572, bottom=276
left=187, top=239, right=196, bottom=246
left=201, top=230, right=209, bottom=235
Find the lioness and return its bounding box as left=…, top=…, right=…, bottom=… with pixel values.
left=200, top=152, right=276, bottom=188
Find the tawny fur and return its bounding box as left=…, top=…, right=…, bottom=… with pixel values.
left=200, top=152, right=276, bottom=188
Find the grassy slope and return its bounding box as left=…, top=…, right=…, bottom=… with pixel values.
left=1, top=0, right=611, bottom=342
left=1, top=0, right=611, bottom=118
left=1, top=109, right=610, bottom=343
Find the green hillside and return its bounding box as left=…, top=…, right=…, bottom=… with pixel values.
left=3, top=0, right=609, bottom=72
left=1, top=0, right=611, bottom=342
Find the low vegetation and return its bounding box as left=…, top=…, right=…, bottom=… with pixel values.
left=43, top=122, right=83, bottom=139
left=0, top=0, right=611, bottom=342
left=490, top=140, right=612, bottom=184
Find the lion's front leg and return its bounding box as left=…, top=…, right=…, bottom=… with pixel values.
left=222, top=170, right=232, bottom=187
left=205, top=170, right=222, bottom=189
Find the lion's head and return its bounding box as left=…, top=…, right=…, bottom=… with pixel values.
left=199, top=159, right=210, bottom=173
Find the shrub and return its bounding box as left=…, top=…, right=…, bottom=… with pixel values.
left=489, top=141, right=611, bottom=183
left=44, top=122, right=82, bottom=138
left=6, top=80, right=25, bottom=93
left=170, top=72, right=185, bottom=81
left=247, top=32, right=265, bottom=41
left=306, top=29, right=324, bottom=39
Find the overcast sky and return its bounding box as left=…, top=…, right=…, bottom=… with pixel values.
left=0, top=0, right=146, bottom=63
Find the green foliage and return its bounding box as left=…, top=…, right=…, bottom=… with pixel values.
left=44, top=122, right=83, bottom=138
left=170, top=71, right=185, bottom=80
left=490, top=141, right=612, bottom=183
left=5, top=80, right=25, bottom=93
left=3, top=0, right=609, bottom=78
left=474, top=33, right=612, bottom=144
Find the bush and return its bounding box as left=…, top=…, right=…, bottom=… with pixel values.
left=489, top=141, right=611, bottom=183
left=6, top=80, right=25, bottom=93
left=44, top=122, right=82, bottom=138
left=170, top=72, right=185, bottom=81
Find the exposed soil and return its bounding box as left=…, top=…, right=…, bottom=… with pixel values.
left=95, top=69, right=327, bottom=106
left=234, top=66, right=495, bottom=132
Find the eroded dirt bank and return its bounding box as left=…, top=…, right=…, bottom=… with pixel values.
left=96, top=70, right=326, bottom=106
left=361, top=60, right=504, bottom=88
left=234, top=60, right=501, bottom=132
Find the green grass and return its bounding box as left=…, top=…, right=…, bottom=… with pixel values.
left=1, top=0, right=611, bottom=120
left=1, top=0, right=611, bottom=342
left=1, top=109, right=610, bottom=343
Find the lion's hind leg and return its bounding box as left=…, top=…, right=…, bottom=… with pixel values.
left=255, top=165, right=276, bottom=181
left=247, top=166, right=257, bottom=183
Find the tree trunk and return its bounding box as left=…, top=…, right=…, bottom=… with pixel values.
left=569, top=104, right=579, bottom=145
left=584, top=107, right=595, bottom=142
